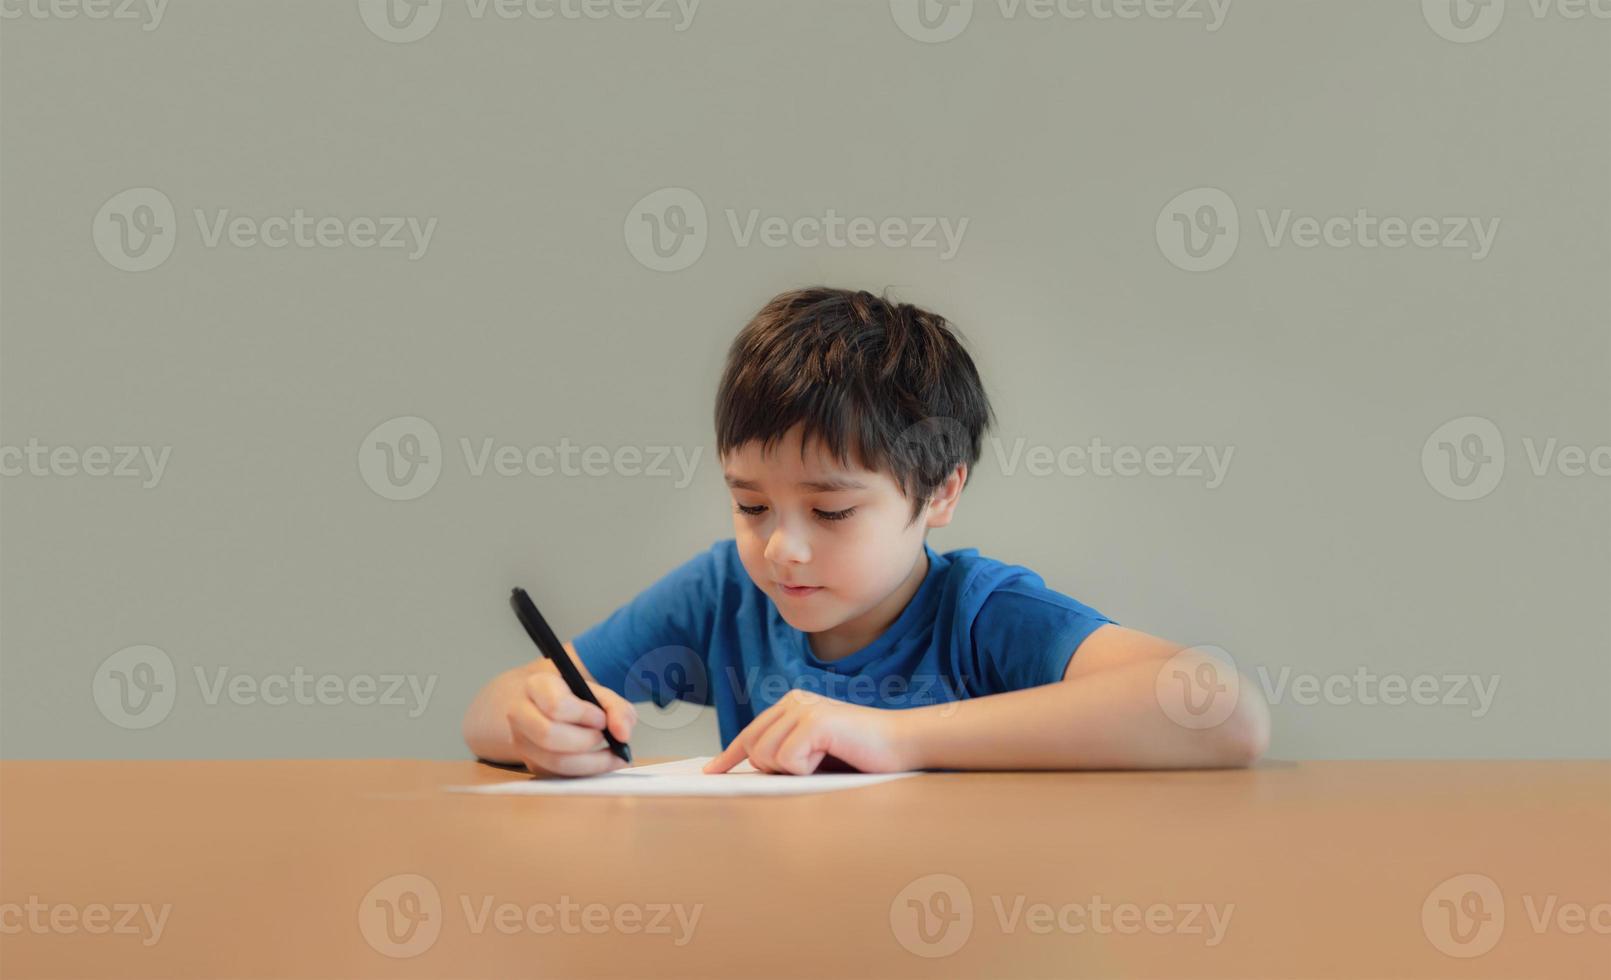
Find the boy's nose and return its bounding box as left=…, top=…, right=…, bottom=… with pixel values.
left=763, top=524, right=811, bottom=565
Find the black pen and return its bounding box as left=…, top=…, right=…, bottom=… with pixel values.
left=509, top=587, right=632, bottom=764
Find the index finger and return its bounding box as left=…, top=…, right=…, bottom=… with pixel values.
left=703, top=736, right=748, bottom=774
left=703, top=702, right=788, bottom=773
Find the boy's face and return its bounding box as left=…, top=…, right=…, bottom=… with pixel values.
left=722, top=423, right=962, bottom=640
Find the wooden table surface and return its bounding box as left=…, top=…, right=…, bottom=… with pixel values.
left=1, top=759, right=1606, bottom=978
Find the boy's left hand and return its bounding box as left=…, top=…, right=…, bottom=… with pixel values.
left=702, top=690, right=911, bottom=775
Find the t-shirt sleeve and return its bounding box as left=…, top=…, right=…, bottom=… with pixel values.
left=966, top=574, right=1115, bottom=696
left=570, top=544, right=723, bottom=708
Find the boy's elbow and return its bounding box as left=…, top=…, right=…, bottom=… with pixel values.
left=1217, top=677, right=1271, bottom=767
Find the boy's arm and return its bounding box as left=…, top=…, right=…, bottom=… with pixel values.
left=706, top=624, right=1270, bottom=775
left=899, top=625, right=1270, bottom=770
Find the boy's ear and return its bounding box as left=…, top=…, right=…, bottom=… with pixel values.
left=923, top=464, right=968, bottom=529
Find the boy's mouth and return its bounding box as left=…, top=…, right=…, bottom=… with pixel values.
left=776, top=583, right=823, bottom=598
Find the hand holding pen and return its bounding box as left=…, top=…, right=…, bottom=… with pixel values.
left=504, top=587, right=637, bottom=777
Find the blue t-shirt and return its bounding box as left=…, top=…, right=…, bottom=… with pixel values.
left=572, top=538, right=1115, bottom=748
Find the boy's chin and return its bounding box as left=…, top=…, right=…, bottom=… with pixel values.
left=776, top=608, right=813, bottom=629
left=774, top=604, right=834, bottom=632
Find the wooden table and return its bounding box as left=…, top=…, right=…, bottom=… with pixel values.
left=1, top=759, right=1606, bottom=978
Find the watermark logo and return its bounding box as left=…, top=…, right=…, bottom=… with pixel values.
left=1159, top=189, right=1499, bottom=270
left=891, top=873, right=1234, bottom=956
left=361, top=0, right=700, bottom=41
left=1422, top=873, right=1505, bottom=957
left=1422, top=416, right=1504, bottom=501
left=1422, top=0, right=1507, bottom=42
left=1156, top=187, right=1238, bottom=272
left=359, top=0, right=443, bottom=41
left=93, top=645, right=177, bottom=729
left=357, top=416, right=705, bottom=500
left=892, top=0, right=1230, bottom=41
left=1426, top=0, right=1611, bottom=43
left=890, top=873, right=974, bottom=957
left=1154, top=645, right=1240, bottom=730
left=992, top=894, right=1233, bottom=945
left=893, top=417, right=971, bottom=486
left=359, top=873, right=443, bottom=958
left=359, top=874, right=702, bottom=954
left=94, top=648, right=438, bottom=727
left=95, top=187, right=436, bottom=270
left=359, top=416, right=443, bottom=501
left=93, top=188, right=176, bottom=272
left=1423, top=417, right=1611, bottom=501
left=890, top=0, right=974, bottom=42
left=1421, top=873, right=1611, bottom=958
left=624, top=187, right=969, bottom=271
left=624, top=187, right=707, bottom=272
left=624, top=646, right=709, bottom=730
left=892, top=417, right=1234, bottom=489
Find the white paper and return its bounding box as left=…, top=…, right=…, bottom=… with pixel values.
left=448, top=756, right=919, bottom=797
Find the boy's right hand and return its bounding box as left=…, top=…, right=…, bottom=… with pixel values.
left=505, top=659, right=638, bottom=777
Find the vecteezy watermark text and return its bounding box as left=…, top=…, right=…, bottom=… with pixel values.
left=193, top=209, right=436, bottom=259
left=1422, top=873, right=1611, bottom=959
left=1422, top=415, right=1611, bottom=501
left=1157, top=187, right=1500, bottom=272
left=358, top=416, right=704, bottom=501
left=888, top=873, right=1233, bottom=958
left=359, top=0, right=701, bottom=43
left=890, top=0, right=1232, bottom=44
left=624, top=187, right=968, bottom=272
left=989, top=436, right=1234, bottom=488
left=357, top=873, right=703, bottom=958
left=1258, top=666, right=1499, bottom=718
left=93, top=187, right=436, bottom=272
left=1152, top=647, right=1501, bottom=732
left=0, top=0, right=167, bottom=28
left=1, top=439, right=170, bottom=488
left=93, top=645, right=437, bottom=729
left=0, top=899, right=171, bottom=946
left=726, top=667, right=965, bottom=713
left=1423, top=0, right=1611, bottom=44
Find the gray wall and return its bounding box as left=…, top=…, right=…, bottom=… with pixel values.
left=2, top=0, right=1606, bottom=760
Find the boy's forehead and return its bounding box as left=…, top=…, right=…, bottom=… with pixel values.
left=723, top=468, right=870, bottom=493
left=721, top=434, right=880, bottom=490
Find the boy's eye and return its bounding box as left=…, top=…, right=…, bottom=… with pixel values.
left=733, top=503, right=857, bottom=523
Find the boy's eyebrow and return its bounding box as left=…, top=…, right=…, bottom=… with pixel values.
left=724, top=473, right=868, bottom=493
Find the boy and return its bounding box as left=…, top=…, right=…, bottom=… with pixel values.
left=463, top=287, right=1269, bottom=776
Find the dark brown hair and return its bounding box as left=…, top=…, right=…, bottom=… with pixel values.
left=715, top=287, right=995, bottom=525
